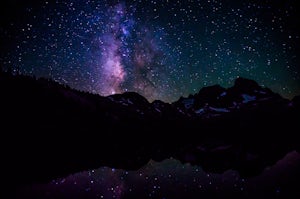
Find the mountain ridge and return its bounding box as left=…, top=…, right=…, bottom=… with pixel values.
left=0, top=71, right=299, bottom=191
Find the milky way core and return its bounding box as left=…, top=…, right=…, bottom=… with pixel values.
left=1, top=0, right=299, bottom=102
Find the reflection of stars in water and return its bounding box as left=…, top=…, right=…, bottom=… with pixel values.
left=15, top=152, right=300, bottom=199
left=1, top=0, right=300, bottom=102
left=19, top=159, right=246, bottom=199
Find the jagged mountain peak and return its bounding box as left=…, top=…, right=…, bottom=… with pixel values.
left=109, top=91, right=149, bottom=105
left=1, top=72, right=300, bottom=190
left=171, top=77, right=290, bottom=118
left=197, top=84, right=226, bottom=95
left=233, top=77, right=260, bottom=90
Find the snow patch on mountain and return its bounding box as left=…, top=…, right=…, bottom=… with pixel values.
left=155, top=108, right=161, bottom=113
left=220, top=92, right=227, bottom=97
left=242, top=94, right=256, bottom=103
left=182, top=98, right=195, bottom=109
left=195, top=107, right=230, bottom=115
left=195, top=108, right=205, bottom=114
left=209, top=107, right=230, bottom=113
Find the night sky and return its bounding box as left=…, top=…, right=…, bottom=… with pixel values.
left=1, top=1, right=300, bottom=198
left=1, top=0, right=299, bottom=102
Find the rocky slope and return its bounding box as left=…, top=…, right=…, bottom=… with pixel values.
left=0, top=72, right=299, bottom=189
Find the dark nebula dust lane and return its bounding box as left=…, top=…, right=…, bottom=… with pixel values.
left=1, top=0, right=300, bottom=102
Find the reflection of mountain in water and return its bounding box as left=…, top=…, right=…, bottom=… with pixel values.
left=1, top=71, right=300, bottom=198
left=16, top=151, right=300, bottom=199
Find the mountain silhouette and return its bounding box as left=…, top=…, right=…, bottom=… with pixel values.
left=0, top=71, right=299, bottom=196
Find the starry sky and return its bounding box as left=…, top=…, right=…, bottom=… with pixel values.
left=1, top=0, right=299, bottom=102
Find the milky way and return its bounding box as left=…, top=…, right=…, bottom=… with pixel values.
left=1, top=0, right=299, bottom=102
left=96, top=3, right=127, bottom=95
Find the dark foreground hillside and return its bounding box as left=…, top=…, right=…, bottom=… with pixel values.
left=1, top=71, right=300, bottom=198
